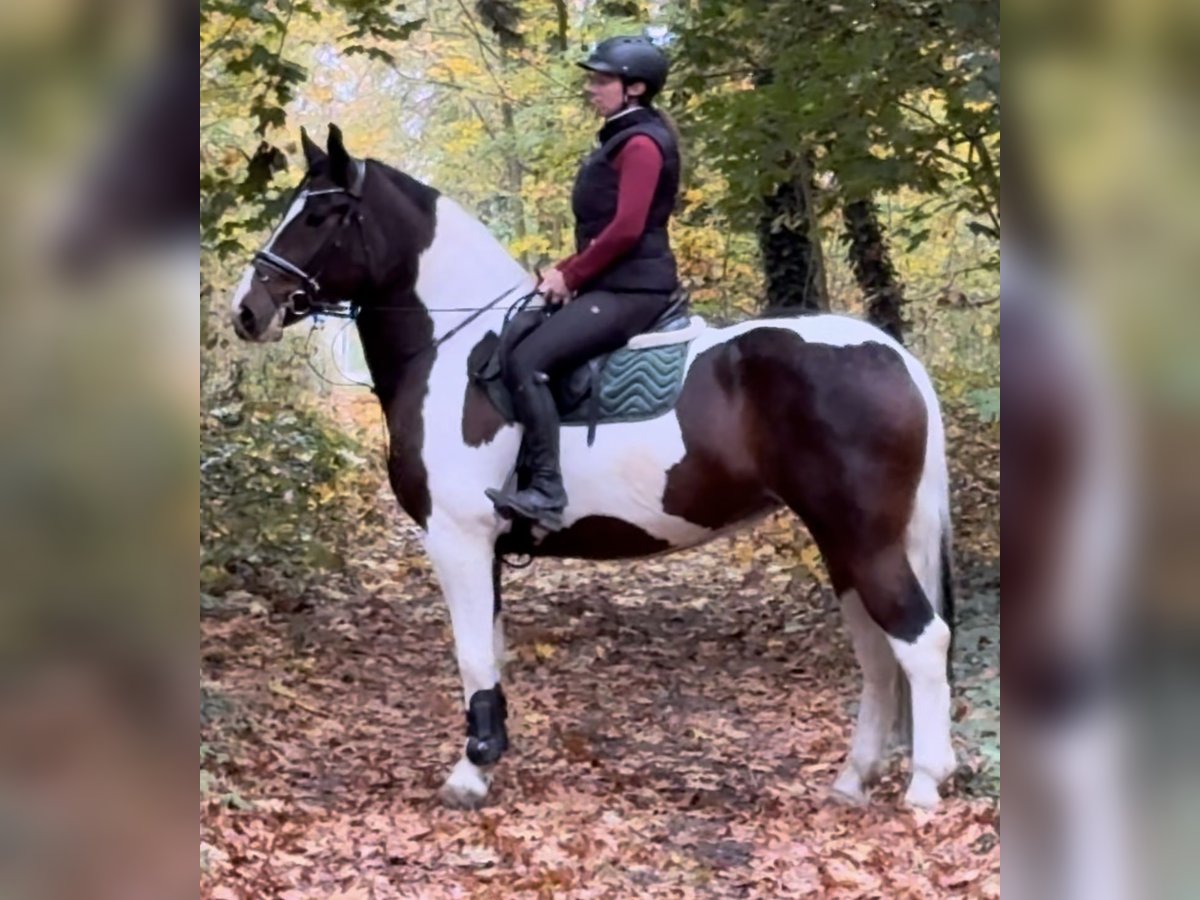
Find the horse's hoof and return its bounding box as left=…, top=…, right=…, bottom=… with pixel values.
left=829, top=768, right=869, bottom=806
left=439, top=781, right=489, bottom=809
left=903, top=773, right=943, bottom=810
left=439, top=757, right=491, bottom=810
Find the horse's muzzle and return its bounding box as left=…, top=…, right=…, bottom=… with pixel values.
left=231, top=292, right=284, bottom=342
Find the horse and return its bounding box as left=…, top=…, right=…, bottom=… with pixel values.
left=229, top=124, right=957, bottom=810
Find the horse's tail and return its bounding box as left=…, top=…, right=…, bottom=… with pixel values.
left=940, top=515, right=957, bottom=683
left=899, top=350, right=953, bottom=615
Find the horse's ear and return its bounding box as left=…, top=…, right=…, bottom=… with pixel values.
left=301, top=127, right=325, bottom=170
left=326, top=124, right=352, bottom=187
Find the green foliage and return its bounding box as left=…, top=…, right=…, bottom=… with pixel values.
left=201, top=397, right=385, bottom=597
left=953, top=590, right=1001, bottom=796
left=201, top=0, right=425, bottom=255
left=968, top=386, right=1000, bottom=423
left=671, top=0, right=1000, bottom=253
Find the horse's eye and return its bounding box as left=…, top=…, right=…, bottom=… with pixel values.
left=256, top=272, right=270, bottom=283
left=305, top=212, right=327, bottom=226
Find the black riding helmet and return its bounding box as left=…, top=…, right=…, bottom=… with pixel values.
left=578, top=36, right=669, bottom=102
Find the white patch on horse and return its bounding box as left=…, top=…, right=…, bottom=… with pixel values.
left=424, top=522, right=501, bottom=704
left=230, top=265, right=256, bottom=313
left=230, top=191, right=309, bottom=311
left=414, top=197, right=528, bottom=341
left=407, top=198, right=532, bottom=804
left=557, top=413, right=709, bottom=546
left=831, top=589, right=899, bottom=804
left=888, top=616, right=955, bottom=808
left=417, top=197, right=529, bottom=534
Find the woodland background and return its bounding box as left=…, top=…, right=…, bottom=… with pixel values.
left=200, top=1, right=1000, bottom=895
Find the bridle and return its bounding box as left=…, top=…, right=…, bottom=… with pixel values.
left=250, top=159, right=373, bottom=324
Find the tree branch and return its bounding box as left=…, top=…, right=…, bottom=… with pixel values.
left=200, top=18, right=239, bottom=71
left=463, top=95, right=500, bottom=141
left=386, top=67, right=511, bottom=101
left=454, top=0, right=515, bottom=102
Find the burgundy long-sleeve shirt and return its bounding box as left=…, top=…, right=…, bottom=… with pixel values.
left=556, top=134, right=664, bottom=294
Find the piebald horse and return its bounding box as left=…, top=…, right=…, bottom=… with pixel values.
left=230, top=126, right=957, bottom=810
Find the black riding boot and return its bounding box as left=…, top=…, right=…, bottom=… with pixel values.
left=485, top=374, right=568, bottom=530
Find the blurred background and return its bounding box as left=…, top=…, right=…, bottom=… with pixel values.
left=0, top=0, right=197, bottom=897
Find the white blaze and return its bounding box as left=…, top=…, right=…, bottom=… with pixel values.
left=230, top=191, right=310, bottom=312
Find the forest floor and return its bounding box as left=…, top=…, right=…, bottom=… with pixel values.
left=201, top=393, right=999, bottom=899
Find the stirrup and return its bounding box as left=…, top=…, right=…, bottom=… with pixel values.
left=485, top=486, right=565, bottom=532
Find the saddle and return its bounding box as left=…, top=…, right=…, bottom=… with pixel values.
left=469, top=289, right=705, bottom=446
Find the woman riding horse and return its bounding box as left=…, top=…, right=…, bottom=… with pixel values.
left=485, top=36, right=682, bottom=531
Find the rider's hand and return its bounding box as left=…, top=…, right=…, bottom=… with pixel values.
left=537, top=268, right=572, bottom=305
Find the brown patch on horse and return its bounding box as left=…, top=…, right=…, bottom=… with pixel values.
left=354, top=167, right=443, bottom=528
left=496, top=515, right=671, bottom=560
left=662, top=338, right=779, bottom=529
left=384, top=380, right=433, bottom=528
left=666, top=327, right=927, bottom=589
left=746, top=328, right=925, bottom=550
left=463, top=383, right=506, bottom=447
left=462, top=333, right=507, bottom=447
left=363, top=304, right=435, bottom=528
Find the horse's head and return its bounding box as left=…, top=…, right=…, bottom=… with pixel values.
left=231, top=124, right=395, bottom=342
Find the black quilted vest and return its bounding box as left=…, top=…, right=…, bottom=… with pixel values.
left=570, top=106, right=680, bottom=293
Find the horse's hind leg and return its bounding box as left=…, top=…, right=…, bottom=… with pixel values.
left=851, top=544, right=955, bottom=808
left=830, top=588, right=900, bottom=804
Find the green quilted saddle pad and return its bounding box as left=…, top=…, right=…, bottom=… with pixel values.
left=561, top=341, right=690, bottom=426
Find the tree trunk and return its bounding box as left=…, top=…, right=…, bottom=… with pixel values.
left=499, top=49, right=527, bottom=266
left=551, top=0, right=568, bottom=52
left=757, top=158, right=829, bottom=313
left=501, top=100, right=526, bottom=262
left=597, top=1, right=645, bottom=19
left=842, top=198, right=905, bottom=342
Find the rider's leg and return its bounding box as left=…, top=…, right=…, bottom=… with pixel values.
left=485, top=291, right=673, bottom=527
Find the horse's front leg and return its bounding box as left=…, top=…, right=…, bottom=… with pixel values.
left=424, top=521, right=507, bottom=809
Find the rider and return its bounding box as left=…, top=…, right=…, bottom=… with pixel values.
left=486, top=35, right=682, bottom=530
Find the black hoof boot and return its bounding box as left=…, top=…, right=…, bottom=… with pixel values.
left=465, top=686, right=509, bottom=766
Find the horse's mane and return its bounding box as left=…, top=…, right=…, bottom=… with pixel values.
left=757, top=305, right=826, bottom=320
left=369, top=159, right=440, bottom=220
